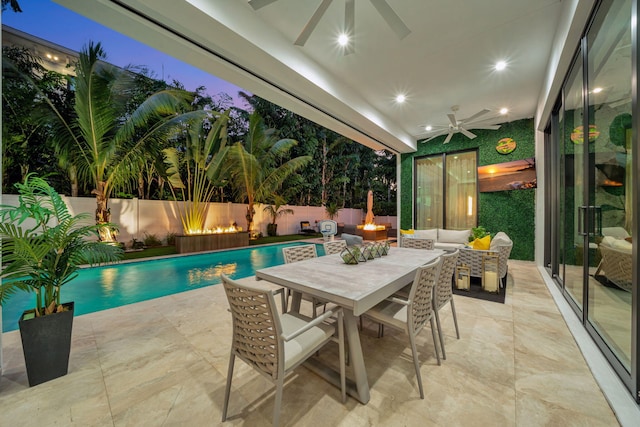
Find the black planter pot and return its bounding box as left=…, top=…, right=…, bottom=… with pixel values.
left=267, top=223, right=278, bottom=237
left=19, top=301, right=74, bottom=387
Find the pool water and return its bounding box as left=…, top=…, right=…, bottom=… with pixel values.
left=2, top=242, right=324, bottom=332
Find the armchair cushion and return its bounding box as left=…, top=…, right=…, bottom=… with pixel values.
left=490, top=232, right=512, bottom=251
left=341, top=233, right=363, bottom=246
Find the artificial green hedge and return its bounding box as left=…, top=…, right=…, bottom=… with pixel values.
left=400, top=117, right=536, bottom=260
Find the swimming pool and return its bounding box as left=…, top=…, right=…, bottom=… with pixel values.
left=2, top=242, right=323, bottom=332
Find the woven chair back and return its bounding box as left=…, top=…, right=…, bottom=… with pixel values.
left=435, top=250, right=459, bottom=310
left=408, top=259, right=440, bottom=333
left=401, top=238, right=435, bottom=250
left=323, top=240, right=348, bottom=255
left=282, top=244, right=318, bottom=263
left=222, top=276, right=282, bottom=380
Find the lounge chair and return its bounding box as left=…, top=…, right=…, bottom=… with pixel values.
left=299, top=221, right=316, bottom=235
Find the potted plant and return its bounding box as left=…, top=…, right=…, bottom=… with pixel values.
left=325, top=202, right=342, bottom=220
left=0, top=175, right=122, bottom=386
left=263, top=195, right=294, bottom=237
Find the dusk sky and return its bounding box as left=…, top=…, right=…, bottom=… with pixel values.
left=2, top=0, right=249, bottom=106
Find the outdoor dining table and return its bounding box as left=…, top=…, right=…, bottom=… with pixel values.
left=255, top=246, right=445, bottom=404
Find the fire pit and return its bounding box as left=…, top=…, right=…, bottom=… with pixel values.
left=356, top=223, right=388, bottom=241
left=175, top=225, right=248, bottom=253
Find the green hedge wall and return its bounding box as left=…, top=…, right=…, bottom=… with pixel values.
left=400, top=118, right=536, bottom=260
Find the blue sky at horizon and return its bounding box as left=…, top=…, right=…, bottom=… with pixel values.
left=2, top=0, right=250, bottom=107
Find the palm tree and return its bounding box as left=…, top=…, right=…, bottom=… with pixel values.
left=263, top=194, right=294, bottom=236
left=43, top=42, right=201, bottom=241
left=226, top=113, right=311, bottom=233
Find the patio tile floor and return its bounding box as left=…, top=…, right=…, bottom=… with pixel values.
left=0, top=260, right=622, bottom=426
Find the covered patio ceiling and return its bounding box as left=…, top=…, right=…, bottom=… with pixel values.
left=57, top=0, right=564, bottom=153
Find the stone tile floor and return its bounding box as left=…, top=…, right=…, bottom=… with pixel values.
left=0, top=260, right=623, bottom=426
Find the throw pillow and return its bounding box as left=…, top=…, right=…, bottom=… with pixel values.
left=414, top=229, right=438, bottom=240
left=471, top=235, right=491, bottom=250
left=400, top=228, right=415, bottom=236
left=438, top=228, right=471, bottom=244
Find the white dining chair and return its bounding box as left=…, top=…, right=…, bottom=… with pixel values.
left=221, top=273, right=346, bottom=426
left=433, top=250, right=460, bottom=359
left=323, top=239, right=348, bottom=255
left=363, top=259, right=442, bottom=399
left=282, top=244, right=327, bottom=316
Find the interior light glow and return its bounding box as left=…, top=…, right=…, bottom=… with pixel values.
left=46, top=53, right=52, bottom=59
left=337, top=33, right=349, bottom=46
left=425, top=125, right=432, bottom=131
left=592, top=87, right=603, bottom=93
left=500, top=108, right=509, bottom=115
left=495, top=60, right=507, bottom=71
left=395, top=94, right=406, bottom=103
left=467, top=196, right=473, bottom=216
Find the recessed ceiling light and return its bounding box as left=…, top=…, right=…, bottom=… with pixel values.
left=500, top=108, right=509, bottom=115
left=395, top=94, right=406, bottom=103
left=337, top=33, right=349, bottom=46
left=592, top=87, right=603, bottom=93
left=425, top=125, right=432, bottom=131
left=495, top=61, right=507, bottom=71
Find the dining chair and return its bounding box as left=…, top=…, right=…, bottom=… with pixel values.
left=432, top=250, right=460, bottom=360
left=221, top=274, right=345, bottom=426
left=323, top=239, right=348, bottom=255
left=282, top=244, right=327, bottom=317
left=401, top=238, right=435, bottom=250
left=363, top=259, right=442, bottom=399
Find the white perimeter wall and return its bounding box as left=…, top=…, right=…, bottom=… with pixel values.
left=1, top=194, right=397, bottom=246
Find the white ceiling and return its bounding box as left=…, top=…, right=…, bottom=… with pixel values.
left=57, top=0, right=564, bottom=153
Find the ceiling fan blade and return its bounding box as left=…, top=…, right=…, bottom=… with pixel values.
left=461, top=109, right=490, bottom=124
left=469, top=124, right=501, bottom=130
left=447, top=113, right=457, bottom=128
left=443, top=132, right=454, bottom=144
left=248, top=0, right=279, bottom=10
left=344, top=0, right=355, bottom=55
left=295, top=0, right=334, bottom=46
left=421, top=130, right=449, bottom=141
left=369, top=0, right=411, bottom=40
left=460, top=128, right=477, bottom=139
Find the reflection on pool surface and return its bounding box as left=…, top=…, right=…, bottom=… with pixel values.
left=2, top=242, right=323, bottom=332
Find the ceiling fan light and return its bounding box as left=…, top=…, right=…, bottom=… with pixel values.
left=495, top=61, right=507, bottom=71
left=338, top=33, right=350, bottom=46
left=395, top=94, right=406, bottom=103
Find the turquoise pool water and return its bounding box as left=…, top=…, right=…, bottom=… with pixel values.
left=2, top=242, right=323, bottom=332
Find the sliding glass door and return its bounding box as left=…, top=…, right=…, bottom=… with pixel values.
left=585, top=0, right=633, bottom=371
left=414, top=150, right=477, bottom=230
left=547, top=0, right=636, bottom=396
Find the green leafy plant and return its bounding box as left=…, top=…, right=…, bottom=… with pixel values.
left=0, top=175, right=123, bottom=314
left=143, top=232, right=162, bottom=247
left=469, top=226, right=490, bottom=242
left=161, top=110, right=230, bottom=234
left=165, top=232, right=177, bottom=246
left=325, top=202, right=342, bottom=220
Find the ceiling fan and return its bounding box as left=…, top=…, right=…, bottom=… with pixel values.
left=248, top=0, right=411, bottom=52
left=423, top=106, right=502, bottom=144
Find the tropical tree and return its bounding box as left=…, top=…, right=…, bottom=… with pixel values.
left=161, top=110, right=231, bottom=234
left=226, top=112, right=311, bottom=233
left=41, top=42, right=199, bottom=241
left=2, top=46, right=71, bottom=192
left=263, top=194, right=294, bottom=236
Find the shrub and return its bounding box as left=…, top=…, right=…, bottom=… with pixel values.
left=165, top=232, right=177, bottom=246
left=143, top=232, right=162, bottom=247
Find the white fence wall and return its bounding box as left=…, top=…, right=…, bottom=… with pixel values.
left=1, top=194, right=397, bottom=246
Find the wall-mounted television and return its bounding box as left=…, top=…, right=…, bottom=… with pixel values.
left=478, top=157, right=536, bottom=193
